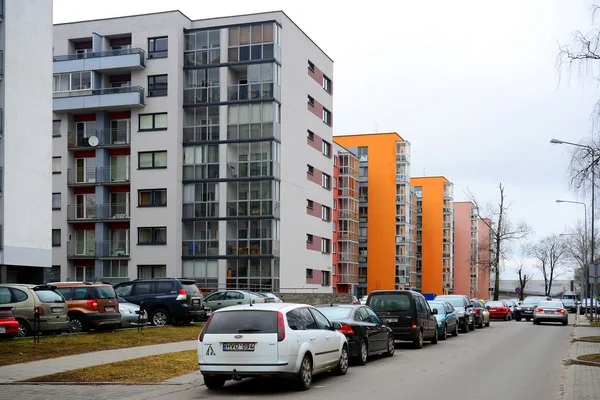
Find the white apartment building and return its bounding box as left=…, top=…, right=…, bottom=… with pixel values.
left=51, top=10, right=334, bottom=292
left=0, top=0, right=53, bottom=284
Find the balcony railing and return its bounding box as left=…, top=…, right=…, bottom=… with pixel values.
left=67, top=241, right=97, bottom=257
left=67, top=167, right=130, bottom=185
left=53, top=47, right=146, bottom=63
left=0, top=108, right=3, bottom=137
left=68, top=128, right=131, bottom=148
left=222, top=201, right=281, bottom=218
left=54, top=85, right=144, bottom=99
left=228, top=82, right=281, bottom=102
left=0, top=166, right=2, bottom=195
left=0, top=50, right=3, bottom=80
left=53, top=86, right=145, bottom=112
left=67, top=203, right=130, bottom=221
left=97, top=240, right=130, bottom=257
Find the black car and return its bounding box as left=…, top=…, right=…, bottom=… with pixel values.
left=317, top=304, right=395, bottom=365
left=515, top=296, right=551, bottom=321
left=366, top=290, right=438, bottom=349
left=434, top=295, right=475, bottom=333
left=114, top=278, right=207, bottom=326
left=560, top=298, right=577, bottom=313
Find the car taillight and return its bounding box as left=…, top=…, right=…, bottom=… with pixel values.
left=198, top=313, right=214, bottom=342
left=86, top=300, right=98, bottom=311
left=501, top=307, right=508, bottom=312
left=277, top=311, right=286, bottom=342
left=34, top=307, right=45, bottom=317
left=557, top=309, right=566, bottom=313
left=535, top=308, right=543, bottom=313
left=337, top=323, right=355, bottom=335
left=261, top=299, right=267, bottom=303
left=411, top=318, right=418, bottom=328
left=475, top=308, right=481, bottom=315
left=176, top=289, right=187, bottom=301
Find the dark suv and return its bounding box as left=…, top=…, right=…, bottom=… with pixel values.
left=114, top=278, right=207, bottom=326
left=434, top=295, right=475, bottom=333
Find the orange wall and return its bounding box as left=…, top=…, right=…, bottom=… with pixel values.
left=477, top=219, right=491, bottom=299
left=453, top=202, right=473, bottom=296
left=410, top=177, right=447, bottom=295
left=334, top=133, right=400, bottom=293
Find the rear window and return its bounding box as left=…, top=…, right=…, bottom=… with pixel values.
left=206, top=310, right=277, bottom=334
left=428, top=303, right=446, bottom=315
left=318, top=306, right=352, bottom=320
left=95, top=286, right=116, bottom=299
left=35, top=289, right=65, bottom=303
left=523, top=297, right=545, bottom=304
left=486, top=301, right=505, bottom=307
left=183, top=284, right=201, bottom=296
left=369, top=294, right=412, bottom=312
left=562, top=299, right=575, bottom=305
left=539, top=301, right=563, bottom=308
left=435, top=297, right=465, bottom=307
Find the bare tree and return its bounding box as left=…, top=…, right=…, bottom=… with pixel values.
left=515, top=258, right=533, bottom=301
left=468, top=183, right=532, bottom=300
left=526, top=235, right=568, bottom=296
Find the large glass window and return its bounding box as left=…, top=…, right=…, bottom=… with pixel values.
left=138, top=265, right=166, bottom=278
left=184, top=29, right=220, bottom=66
left=183, top=183, right=219, bottom=218
left=183, top=106, right=219, bottom=142
left=53, top=71, right=92, bottom=93
left=139, top=151, right=167, bottom=169
left=138, top=227, right=167, bottom=245
left=182, top=260, right=218, bottom=289
left=148, top=74, right=168, bottom=97
left=182, top=221, right=219, bottom=256
left=227, top=103, right=280, bottom=140
left=226, top=141, right=280, bottom=179
left=226, top=258, right=276, bottom=292
left=225, top=219, right=274, bottom=256
left=228, top=63, right=280, bottom=101
left=148, top=37, right=168, bottom=58
left=183, top=68, right=220, bottom=104
left=228, top=23, right=281, bottom=63
left=183, top=145, right=219, bottom=180
left=226, top=180, right=279, bottom=218
left=103, top=260, right=128, bottom=284
left=139, top=113, right=168, bottom=131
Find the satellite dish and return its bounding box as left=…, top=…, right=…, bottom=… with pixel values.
left=88, top=136, right=99, bottom=147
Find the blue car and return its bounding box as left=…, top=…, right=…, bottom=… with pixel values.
left=427, top=301, right=459, bottom=340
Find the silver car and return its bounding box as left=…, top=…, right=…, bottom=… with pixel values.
left=118, top=297, right=147, bottom=328
left=533, top=300, right=569, bottom=326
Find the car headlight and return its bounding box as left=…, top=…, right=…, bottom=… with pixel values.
left=516, top=307, right=521, bottom=310
left=119, top=307, right=130, bottom=313
left=437, top=321, right=442, bottom=326
left=457, top=311, right=465, bottom=317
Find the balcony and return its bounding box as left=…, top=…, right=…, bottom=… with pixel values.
left=53, top=48, right=146, bottom=74
left=68, top=128, right=131, bottom=149
left=443, top=207, right=452, bottom=214
left=53, top=86, right=145, bottom=112
left=0, top=166, right=2, bottom=194
left=67, top=241, right=97, bottom=258
left=97, top=240, right=130, bottom=258
left=67, top=203, right=130, bottom=222
left=0, top=50, right=3, bottom=81
left=228, top=83, right=281, bottom=102
left=396, top=174, right=408, bottom=183
left=67, top=167, right=130, bottom=186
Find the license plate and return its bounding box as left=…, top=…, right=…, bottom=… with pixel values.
left=386, top=318, right=398, bottom=323
left=523, top=310, right=532, bottom=313
left=223, top=342, right=255, bottom=352
left=51, top=307, right=63, bottom=313
left=546, top=310, right=555, bottom=314
left=192, top=299, right=201, bottom=305
left=0, top=327, right=5, bottom=334
left=104, top=306, right=114, bottom=312
left=491, top=309, right=498, bottom=312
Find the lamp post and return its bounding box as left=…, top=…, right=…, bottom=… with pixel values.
left=552, top=138, right=597, bottom=321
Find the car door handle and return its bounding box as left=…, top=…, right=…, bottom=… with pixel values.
left=326, top=336, right=331, bottom=340
left=310, top=337, right=316, bottom=341
left=237, top=302, right=242, bottom=304
left=217, top=303, right=222, bottom=305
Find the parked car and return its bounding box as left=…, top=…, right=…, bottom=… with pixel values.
left=258, top=293, right=283, bottom=303
left=197, top=303, right=349, bottom=391
left=0, top=284, right=69, bottom=337
left=114, top=278, right=207, bottom=326
left=0, top=306, right=19, bottom=339
left=434, top=295, right=475, bottom=333
left=471, top=299, right=490, bottom=328
left=427, top=301, right=459, bottom=339
left=118, top=297, right=148, bottom=328
left=352, top=296, right=360, bottom=305
left=515, top=296, right=551, bottom=321
left=533, top=300, right=569, bottom=325
left=561, top=298, right=578, bottom=313
left=360, top=295, right=368, bottom=305
left=503, top=300, right=517, bottom=318
left=317, top=304, right=395, bottom=365
left=53, top=282, right=121, bottom=332
left=485, top=300, right=512, bottom=320
left=202, top=290, right=266, bottom=312
left=366, top=290, right=438, bottom=349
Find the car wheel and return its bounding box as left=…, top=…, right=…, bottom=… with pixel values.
left=562, top=320, right=568, bottom=326
left=295, top=354, right=313, bottom=391
left=384, top=335, right=395, bottom=357
left=203, top=375, right=226, bottom=390
left=469, top=319, right=475, bottom=331
left=516, top=317, right=522, bottom=322
left=430, top=327, right=438, bottom=344
left=440, top=324, right=447, bottom=340
left=477, top=318, right=484, bottom=329
left=68, top=315, right=86, bottom=333
left=150, top=308, right=170, bottom=326
left=461, top=322, right=469, bottom=333
left=525, top=318, right=531, bottom=322
left=357, top=340, right=368, bottom=365
left=452, top=323, right=459, bottom=336
left=15, top=319, right=30, bottom=337
left=414, top=329, right=424, bottom=349
left=533, top=319, right=540, bottom=325
left=485, top=318, right=490, bottom=327
left=332, top=345, right=349, bottom=375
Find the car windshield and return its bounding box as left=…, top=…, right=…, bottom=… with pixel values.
left=486, top=301, right=505, bottom=307
left=436, top=297, right=464, bottom=307
left=35, top=289, right=65, bottom=303
left=318, top=306, right=353, bottom=320
left=562, top=299, right=575, bottom=305
left=205, top=310, right=277, bottom=334
left=428, top=303, right=446, bottom=315
left=369, top=294, right=412, bottom=312
left=95, top=286, right=116, bottom=299
left=182, top=284, right=201, bottom=295
left=523, top=297, right=546, bottom=305
left=538, top=301, right=563, bottom=308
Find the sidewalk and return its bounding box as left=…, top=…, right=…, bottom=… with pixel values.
left=0, top=340, right=197, bottom=383
left=563, top=318, right=600, bottom=400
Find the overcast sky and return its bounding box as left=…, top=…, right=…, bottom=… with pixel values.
left=54, top=0, right=600, bottom=280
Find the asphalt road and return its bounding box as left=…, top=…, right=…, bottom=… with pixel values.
left=159, top=315, right=574, bottom=400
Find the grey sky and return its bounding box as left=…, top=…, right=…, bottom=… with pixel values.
left=54, top=0, right=600, bottom=279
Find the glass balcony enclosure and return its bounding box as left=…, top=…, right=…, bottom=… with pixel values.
left=226, top=141, right=280, bottom=179
left=226, top=180, right=280, bottom=218
left=227, top=62, right=281, bottom=102
left=184, top=68, right=219, bottom=104
left=227, top=22, right=282, bottom=64
left=227, top=103, right=281, bottom=141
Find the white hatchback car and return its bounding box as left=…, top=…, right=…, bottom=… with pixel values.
left=197, top=303, right=349, bottom=390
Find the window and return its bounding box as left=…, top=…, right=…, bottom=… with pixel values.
left=307, top=164, right=314, bottom=175
left=137, top=264, right=167, bottom=278
left=322, top=206, right=331, bottom=221
left=148, top=36, right=168, bottom=58
left=357, top=146, right=368, bottom=161
left=323, top=75, right=332, bottom=93
left=306, top=268, right=313, bottom=278
left=139, top=113, right=168, bottom=131
left=138, top=189, right=167, bottom=207
left=148, top=74, right=168, bottom=97
left=308, top=60, right=315, bottom=71
left=52, top=229, right=61, bottom=247
left=52, top=193, right=61, bottom=210
left=53, top=71, right=92, bottom=92
left=51, top=265, right=61, bottom=282
left=310, top=308, right=332, bottom=329
left=322, top=173, right=331, bottom=190
left=307, top=130, right=314, bottom=141
left=228, top=23, right=280, bottom=63
left=322, top=108, right=332, bottom=125
left=53, top=120, right=61, bottom=137
left=321, top=238, right=330, bottom=253
left=321, top=271, right=330, bottom=286
left=332, top=243, right=336, bottom=253
left=307, top=199, right=314, bottom=209
left=183, top=68, right=220, bottom=104
left=52, top=157, right=61, bottom=174
left=184, top=29, right=220, bottom=66
left=306, top=234, right=313, bottom=243
left=322, top=140, right=331, bottom=157
left=138, top=227, right=167, bottom=245
left=138, top=151, right=167, bottom=169
left=103, top=260, right=128, bottom=280
left=307, top=95, right=314, bottom=106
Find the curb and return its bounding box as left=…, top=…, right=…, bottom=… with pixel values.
left=0, top=380, right=206, bottom=387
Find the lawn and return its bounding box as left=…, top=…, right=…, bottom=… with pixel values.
left=578, top=353, right=600, bottom=363
left=26, top=350, right=198, bottom=383
left=579, top=336, right=600, bottom=342
left=0, top=324, right=202, bottom=367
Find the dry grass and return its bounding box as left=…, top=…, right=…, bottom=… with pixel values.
left=579, top=336, right=600, bottom=342
left=577, top=353, right=600, bottom=363
left=26, top=350, right=198, bottom=383
left=589, top=321, right=600, bottom=327
left=0, top=324, right=202, bottom=367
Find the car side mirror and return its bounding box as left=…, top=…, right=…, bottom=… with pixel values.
left=380, top=318, right=390, bottom=325
left=485, top=306, right=490, bottom=310
left=331, top=322, right=342, bottom=330
left=432, top=309, right=438, bottom=315
left=466, top=304, right=474, bottom=309
left=446, top=310, right=452, bottom=315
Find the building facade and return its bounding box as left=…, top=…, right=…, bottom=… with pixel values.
left=51, top=10, right=334, bottom=292
left=0, top=0, right=54, bottom=284
left=333, top=133, right=415, bottom=296
left=452, top=201, right=479, bottom=297
left=410, top=176, right=454, bottom=295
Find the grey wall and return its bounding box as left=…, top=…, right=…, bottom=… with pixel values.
left=273, top=292, right=353, bottom=305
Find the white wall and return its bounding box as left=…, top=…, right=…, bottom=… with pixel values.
left=2, top=0, right=53, bottom=267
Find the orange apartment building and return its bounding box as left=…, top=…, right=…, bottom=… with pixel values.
left=453, top=201, right=479, bottom=297
left=410, top=177, right=454, bottom=295
left=334, top=133, right=416, bottom=296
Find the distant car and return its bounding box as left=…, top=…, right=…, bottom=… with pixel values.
left=197, top=303, right=349, bottom=391
left=258, top=293, right=283, bottom=303
left=202, top=290, right=267, bottom=312
left=360, top=295, right=368, bottom=305
left=471, top=299, right=490, bottom=328
left=485, top=301, right=512, bottom=321
left=434, top=295, right=475, bottom=333
left=428, top=301, right=459, bottom=339
left=0, top=306, right=19, bottom=339
left=503, top=300, right=517, bottom=319
left=515, top=296, right=551, bottom=321
left=533, top=301, right=569, bottom=326
left=561, top=298, right=577, bottom=313
left=352, top=296, right=360, bottom=305
left=117, top=297, right=147, bottom=328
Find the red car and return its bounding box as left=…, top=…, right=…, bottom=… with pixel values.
left=0, top=306, right=19, bottom=338
left=486, top=301, right=512, bottom=321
